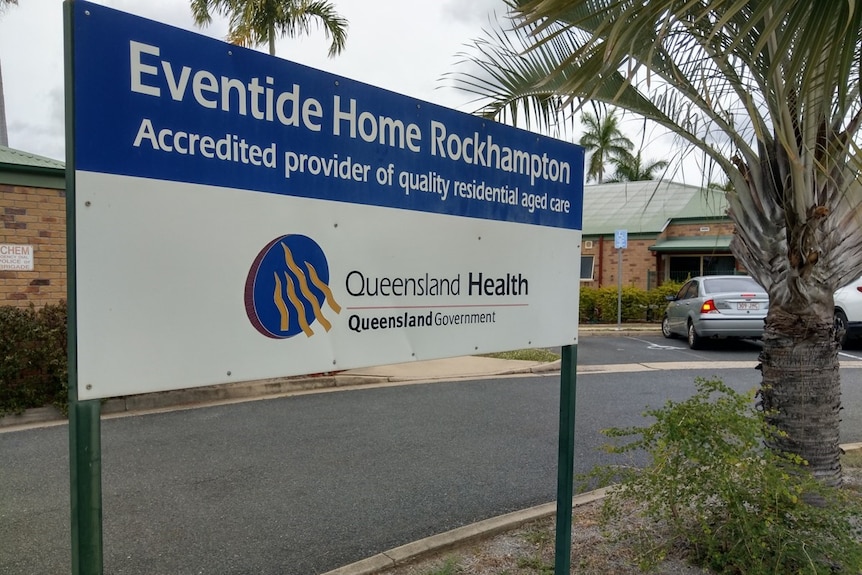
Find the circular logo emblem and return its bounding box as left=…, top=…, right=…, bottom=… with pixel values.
left=245, top=235, right=341, bottom=339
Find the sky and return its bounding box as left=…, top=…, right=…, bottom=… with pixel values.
left=0, top=0, right=707, bottom=184
left=0, top=0, right=508, bottom=162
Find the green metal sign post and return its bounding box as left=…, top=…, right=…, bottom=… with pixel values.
left=65, top=2, right=104, bottom=573
left=68, top=396, right=104, bottom=575
left=554, top=344, right=578, bottom=575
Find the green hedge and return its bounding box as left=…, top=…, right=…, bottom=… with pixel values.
left=0, top=302, right=68, bottom=416
left=579, top=281, right=683, bottom=323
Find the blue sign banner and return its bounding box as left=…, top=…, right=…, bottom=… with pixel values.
left=72, top=1, right=583, bottom=230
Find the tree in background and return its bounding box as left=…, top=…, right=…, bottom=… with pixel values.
left=191, top=0, right=348, bottom=57
left=578, top=109, right=633, bottom=183
left=607, top=150, right=669, bottom=182
left=452, top=1, right=862, bottom=486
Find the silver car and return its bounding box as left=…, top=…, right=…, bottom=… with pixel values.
left=661, top=275, right=768, bottom=349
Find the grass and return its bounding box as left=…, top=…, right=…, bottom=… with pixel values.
left=516, top=556, right=554, bottom=574
left=844, top=448, right=862, bottom=469
left=479, top=349, right=560, bottom=362
left=419, top=556, right=460, bottom=575
left=522, top=526, right=553, bottom=547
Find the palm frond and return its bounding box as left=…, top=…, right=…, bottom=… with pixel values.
left=451, top=0, right=862, bottom=291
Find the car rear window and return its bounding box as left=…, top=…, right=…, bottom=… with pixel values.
left=702, top=277, right=764, bottom=293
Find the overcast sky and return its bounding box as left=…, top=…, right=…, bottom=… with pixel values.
left=0, top=0, right=708, bottom=184
left=0, top=0, right=506, bottom=162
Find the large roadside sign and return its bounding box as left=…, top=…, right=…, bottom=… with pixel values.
left=69, top=1, right=584, bottom=400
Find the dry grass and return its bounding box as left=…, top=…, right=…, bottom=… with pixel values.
left=377, top=454, right=862, bottom=575
left=378, top=499, right=711, bottom=575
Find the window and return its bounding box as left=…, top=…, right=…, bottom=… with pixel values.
left=668, top=256, right=701, bottom=282
left=703, top=255, right=736, bottom=275
left=580, top=255, right=595, bottom=280
left=668, top=255, right=736, bottom=281
left=676, top=280, right=698, bottom=300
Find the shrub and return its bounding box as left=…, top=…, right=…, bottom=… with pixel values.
left=0, top=302, right=68, bottom=415
left=594, top=285, right=650, bottom=322
left=645, top=280, right=684, bottom=315
left=580, top=282, right=682, bottom=323
left=579, top=286, right=600, bottom=323
left=586, top=377, right=862, bottom=574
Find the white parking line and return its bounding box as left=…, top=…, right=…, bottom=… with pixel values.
left=626, top=336, right=685, bottom=351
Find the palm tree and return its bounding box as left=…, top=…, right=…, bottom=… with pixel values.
left=190, top=0, right=348, bottom=57
left=579, top=110, right=634, bottom=183
left=453, top=1, right=862, bottom=486
left=607, top=150, right=668, bottom=182
left=0, top=0, right=17, bottom=15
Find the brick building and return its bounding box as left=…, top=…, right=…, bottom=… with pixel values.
left=0, top=145, right=66, bottom=308
left=580, top=180, right=738, bottom=290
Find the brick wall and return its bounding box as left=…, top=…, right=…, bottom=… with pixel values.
left=582, top=236, right=656, bottom=289
left=0, top=183, right=66, bottom=307
left=582, top=221, right=738, bottom=290
left=664, top=222, right=736, bottom=238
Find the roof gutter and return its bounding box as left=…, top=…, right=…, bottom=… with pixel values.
left=0, top=162, right=65, bottom=177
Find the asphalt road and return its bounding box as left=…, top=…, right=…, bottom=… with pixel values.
left=2, top=336, right=860, bottom=575
left=574, top=332, right=765, bottom=364
left=575, top=331, right=862, bottom=365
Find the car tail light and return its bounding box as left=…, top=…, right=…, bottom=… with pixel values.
left=856, top=286, right=862, bottom=294
left=740, top=293, right=756, bottom=298
left=700, top=299, right=717, bottom=313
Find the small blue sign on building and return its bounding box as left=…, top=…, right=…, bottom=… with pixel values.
left=614, top=229, right=628, bottom=249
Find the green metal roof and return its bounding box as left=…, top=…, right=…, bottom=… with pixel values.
left=0, top=145, right=64, bottom=170
left=0, top=145, right=65, bottom=189
left=649, top=235, right=733, bottom=253
left=582, top=180, right=728, bottom=235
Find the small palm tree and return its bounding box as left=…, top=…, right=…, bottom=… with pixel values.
left=191, top=0, right=348, bottom=57
left=579, top=110, right=633, bottom=184
left=607, top=150, right=668, bottom=182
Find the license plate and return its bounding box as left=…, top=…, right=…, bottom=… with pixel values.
left=737, top=302, right=759, bottom=310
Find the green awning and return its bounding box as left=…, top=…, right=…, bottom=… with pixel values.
left=649, top=236, right=733, bottom=253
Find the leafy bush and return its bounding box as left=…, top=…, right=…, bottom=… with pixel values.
left=644, top=280, right=684, bottom=314
left=0, top=302, right=68, bottom=415
left=579, top=285, right=600, bottom=323
left=586, top=377, right=862, bottom=574
left=580, top=281, right=683, bottom=323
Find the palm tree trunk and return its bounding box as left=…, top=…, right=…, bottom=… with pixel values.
left=758, top=298, right=843, bottom=487
left=269, top=23, right=276, bottom=56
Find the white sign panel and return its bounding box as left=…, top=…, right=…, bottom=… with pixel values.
left=70, top=2, right=585, bottom=400
left=0, top=244, right=34, bottom=271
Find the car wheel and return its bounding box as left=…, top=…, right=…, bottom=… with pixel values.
left=687, top=321, right=703, bottom=350
left=661, top=315, right=674, bottom=339
left=835, top=309, right=849, bottom=347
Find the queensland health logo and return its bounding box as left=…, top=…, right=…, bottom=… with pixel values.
left=244, top=235, right=341, bottom=339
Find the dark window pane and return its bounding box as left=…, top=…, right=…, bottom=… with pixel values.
left=668, top=256, right=700, bottom=282
left=703, top=255, right=735, bottom=275
left=580, top=255, right=594, bottom=280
